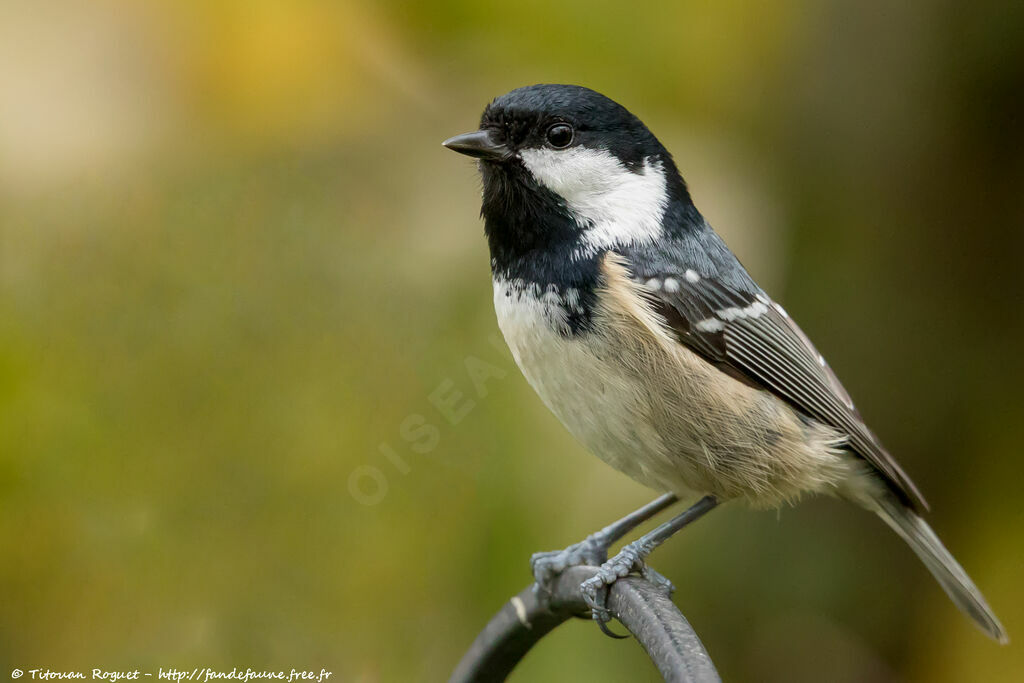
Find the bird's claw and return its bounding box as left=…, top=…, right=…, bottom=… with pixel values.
left=530, top=535, right=609, bottom=601
left=579, top=542, right=652, bottom=638
left=642, top=566, right=675, bottom=598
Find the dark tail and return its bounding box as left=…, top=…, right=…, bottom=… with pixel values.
left=871, top=494, right=1007, bottom=643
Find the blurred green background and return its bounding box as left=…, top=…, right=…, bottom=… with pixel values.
left=1, top=1, right=1022, bottom=681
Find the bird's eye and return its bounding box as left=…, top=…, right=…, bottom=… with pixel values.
left=545, top=123, right=574, bottom=149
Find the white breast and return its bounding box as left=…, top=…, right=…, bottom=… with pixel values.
left=492, top=277, right=675, bottom=490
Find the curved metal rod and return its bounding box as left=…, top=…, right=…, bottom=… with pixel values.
left=449, top=566, right=720, bottom=683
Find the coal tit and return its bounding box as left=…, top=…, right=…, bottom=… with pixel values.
left=443, top=84, right=1005, bottom=642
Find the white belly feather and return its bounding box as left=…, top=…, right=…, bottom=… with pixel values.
left=493, top=277, right=673, bottom=490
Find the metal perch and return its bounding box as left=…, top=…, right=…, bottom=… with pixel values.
left=449, top=565, right=720, bottom=683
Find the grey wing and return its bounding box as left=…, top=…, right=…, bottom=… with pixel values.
left=631, top=266, right=928, bottom=512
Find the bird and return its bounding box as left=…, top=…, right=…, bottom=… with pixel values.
left=442, top=83, right=1006, bottom=643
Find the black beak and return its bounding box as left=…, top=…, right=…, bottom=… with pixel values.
left=442, top=130, right=511, bottom=161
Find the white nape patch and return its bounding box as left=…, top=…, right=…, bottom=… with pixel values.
left=663, top=277, right=680, bottom=293
left=684, top=269, right=701, bottom=284
left=518, top=147, right=668, bottom=256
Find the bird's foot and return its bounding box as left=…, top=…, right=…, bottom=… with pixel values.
left=641, top=566, right=676, bottom=597
left=531, top=534, right=609, bottom=601
left=579, top=540, right=673, bottom=637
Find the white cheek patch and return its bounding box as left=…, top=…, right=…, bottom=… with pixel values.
left=518, top=147, right=668, bottom=256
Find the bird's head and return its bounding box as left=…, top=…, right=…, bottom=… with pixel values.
left=444, top=84, right=692, bottom=261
